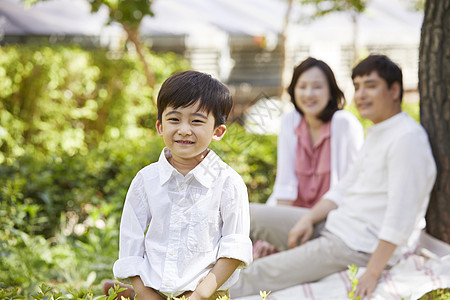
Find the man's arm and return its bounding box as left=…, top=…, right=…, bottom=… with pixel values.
left=355, top=240, right=397, bottom=300
left=130, top=276, right=165, bottom=300
left=186, top=258, right=242, bottom=300
left=288, top=198, right=338, bottom=248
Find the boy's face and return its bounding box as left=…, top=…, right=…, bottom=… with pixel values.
left=156, top=102, right=226, bottom=166
left=353, top=71, right=401, bottom=124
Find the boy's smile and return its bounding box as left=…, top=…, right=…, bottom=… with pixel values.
left=156, top=102, right=226, bottom=174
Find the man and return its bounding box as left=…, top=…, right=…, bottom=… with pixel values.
left=230, top=55, right=437, bottom=299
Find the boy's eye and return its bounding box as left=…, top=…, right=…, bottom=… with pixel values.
left=167, top=118, right=179, bottom=122
left=192, top=119, right=205, bottom=124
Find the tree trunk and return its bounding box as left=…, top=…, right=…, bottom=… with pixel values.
left=124, top=26, right=157, bottom=107
left=419, top=0, right=450, bottom=243
left=278, top=0, right=293, bottom=104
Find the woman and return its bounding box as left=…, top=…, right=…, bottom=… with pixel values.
left=252, top=57, right=364, bottom=258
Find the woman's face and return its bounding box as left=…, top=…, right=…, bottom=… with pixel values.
left=294, top=66, right=331, bottom=119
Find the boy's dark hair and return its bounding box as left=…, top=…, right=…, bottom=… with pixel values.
left=352, top=54, right=403, bottom=102
left=157, top=70, right=233, bottom=127
left=287, top=57, right=345, bottom=123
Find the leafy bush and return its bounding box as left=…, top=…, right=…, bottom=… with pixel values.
left=0, top=44, right=278, bottom=296
left=0, top=44, right=188, bottom=162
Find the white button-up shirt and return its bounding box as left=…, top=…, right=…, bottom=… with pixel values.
left=113, top=148, right=253, bottom=294
left=324, top=112, right=436, bottom=263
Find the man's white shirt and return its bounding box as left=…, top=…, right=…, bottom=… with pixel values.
left=324, top=112, right=437, bottom=263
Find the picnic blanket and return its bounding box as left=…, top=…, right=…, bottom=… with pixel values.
left=235, top=232, right=450, bottom=300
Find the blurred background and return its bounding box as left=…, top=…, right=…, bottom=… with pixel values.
left=0, top=0, right=425, bottom=297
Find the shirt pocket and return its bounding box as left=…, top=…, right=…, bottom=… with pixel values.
left=187, top=210, right=220, bottom=252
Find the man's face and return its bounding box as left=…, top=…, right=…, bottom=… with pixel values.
left=353, top=71, right=401, bottom=124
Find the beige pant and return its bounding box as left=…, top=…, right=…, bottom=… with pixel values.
left=229, top=203, right=372, bottom=298
left=249, top=203, right=324, bottom=250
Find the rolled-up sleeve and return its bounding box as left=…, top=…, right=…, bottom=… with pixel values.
left=113, top=173, right=151, bottom=279
left=379, top=132, right=436, bottom=245
left=218, top=176, right=253, bottom=268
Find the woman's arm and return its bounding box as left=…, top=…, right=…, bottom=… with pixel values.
left=187, top=258, right=242, bottom=300
left=270, top=112, right=300, bottom=204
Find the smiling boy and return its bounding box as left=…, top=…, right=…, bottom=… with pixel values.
left=113, top=70, right=252, bottom=300
left=230, top=55, right=436, bottom=299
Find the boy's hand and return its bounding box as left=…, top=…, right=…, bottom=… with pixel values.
left=130, top=276, right=165, bottom=300
left=181, top=291, right=200, bottom=300
left=287, top=216, right=313, bottom=248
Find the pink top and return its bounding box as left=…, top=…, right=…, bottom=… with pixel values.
left=293, top=117, right=331, bottom=208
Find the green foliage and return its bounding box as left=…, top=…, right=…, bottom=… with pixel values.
left=0, top=44, right=276, bottom=297
left=211, top=123, right=277, bottom=203
left=347, top=264, right=361, bottom=300
left=0, top=285, right=274, bottom=300
left=0, top=283, right=128, bottom=300
left=0, top=44, right=187, bottom=163
left=419, top=288, right=450, bottom=299
left=0, top=44, right=184, bottom=296
left=88, top=0, right=154, bottom=30
left=259, top=290, right=271, bottom=299
left=300, top=0, right=367, bottom=17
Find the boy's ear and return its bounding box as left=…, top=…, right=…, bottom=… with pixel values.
left=156, top=120, right=163, bottom=137
left=212, top=125, right=226, bottom=141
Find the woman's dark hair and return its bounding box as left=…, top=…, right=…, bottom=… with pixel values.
left=287, top=57, right=345, bottom=122
left=352, top=54, right=403, bottom=102
left=157, top=70, right=233, bottom=127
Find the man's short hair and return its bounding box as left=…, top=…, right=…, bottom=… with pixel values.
left=352, top=55, right=403, bottom=102
left=157, top=70, right=233, bottom=127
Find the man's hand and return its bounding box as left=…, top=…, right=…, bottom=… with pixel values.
left=354, top=240, right=397, bottom=299
left=287, top=217, right=313, bottom=248
left=354, top=270, right=379, bottom=299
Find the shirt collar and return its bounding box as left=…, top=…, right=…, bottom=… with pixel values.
left=158, top=148, right=178, bottom=186
left=295, top=117, right=331, bottom=149
left=157, top=148, right=223, bottom=188
left=367, top=112, right=405, bottom=135
left=190, top=149, right=223, bottom=188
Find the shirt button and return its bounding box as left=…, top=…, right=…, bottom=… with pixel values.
left=179, top=184, right=184, bottom=190
left=170, top=250, right=175, bottom=255
left=174, top=217, right=179, bottom=223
